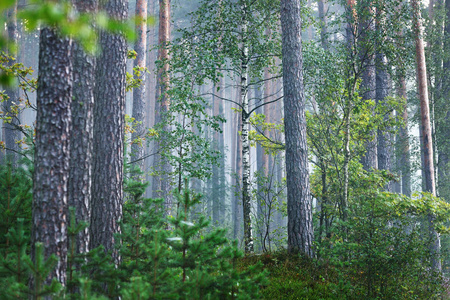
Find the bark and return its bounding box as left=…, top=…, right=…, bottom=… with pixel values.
left=397, top=77, right=411, bottom=197
left=69, top=0, right=97, bottom=258
left=90, top=0, right=128, bottom=265
left=212, top=77, right=225, bottom=225
left=281, top=0, right=314, bottom=257
left=32, top=27, right=72, bottom=285
left=131, top=0, right=147, bottom=176
left=317, top=0, right=328, bottom=49
left=412, top=0, right=441, bottom=272
left=376, top=51, right=392, bottom=187
left=359, top=8, right=377, bottom=171
left=255, top=85, right=266, bottom=251
left=234, top=104, right=243, bottom=241
left=152, top=0, right=172, bottom=208
left=240, top=0, right=253, bottom=254
left=3, top=3, right=20, bottom=166
left=145, top=0, right=157, bottom=198
left=436, top=0, right=450, bottom=200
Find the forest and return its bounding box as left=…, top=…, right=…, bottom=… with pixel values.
left=1, top=0, right=450, bottom=298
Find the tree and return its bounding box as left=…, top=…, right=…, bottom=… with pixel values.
left=411, top=0, right=441, bottom=272
left=3, top=2, right=20, bottom=166
left=152, top=0, right=172, bottom=207
left=280, top=0, right=314, bottom=257
left=68, top=0, right=97, bottom=258
left=32, top=27, right=72, bottom=285
left=168, top=0, right=281, bottom=253
left=131, top=0, right=147, bottom=177
left=90, top=0, right=128, bottom=265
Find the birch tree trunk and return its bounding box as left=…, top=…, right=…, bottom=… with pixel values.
left=239, top=0, right=254, bottom=254
left=281, top=0, right=314, bottom=257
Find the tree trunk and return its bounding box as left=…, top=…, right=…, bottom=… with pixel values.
left=234, top=103, right=243, bottom=241
left=281, top=0, right=314, bottom=257
left=376, top=51, right=392, bottom=189
left=240, top=0, right=253, bottom=254
left=131, top=0, right=147, bottom=176
left=152, top=0, right=172, bottom=210
left=397, top=77, right=411, bottom=197
left=90, top=0, right=128, bottom=265
left=145, top=0, right=157, bottom=198
left=69, top=0, right=97, bottom=256
left=3, top=3, right=20, bottom=166
left=412, top=0, right=441, bottom=272
left=359, top=7, right=377, bottom=171
left=317, top=0, right=328, bottom=49
left=436, top=0, right=450, bottom=201
left=32, top=27, right=72, bottom=285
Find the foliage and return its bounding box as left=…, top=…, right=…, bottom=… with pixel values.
left=317, top=170, right=449, bottom=299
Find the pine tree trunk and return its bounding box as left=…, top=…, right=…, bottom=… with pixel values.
left=376, top=51, right=392, bottom=187
left=359, top=8, right=377, bottom=171
left=397, top=77, right=411, bottom=196
left=317, top=0, right=328, bottom=49
left=3, top=3, right=20, bottom=166
left=412, top=0, right=441, bottom=272
left=152, top=0, right=172, bottom=210
left=32, top=27, right=72, bottom=285
left=90, top=0, right=128, bottom=265
left=145, top=0, right=157, bottom=199
left=255, top=85, right=266, bottom=251
left=69, top=0, right=97, bottom=256
left=436, top=0, right=450, bottom=201
left=234, top=105, right=243, bottom=241
left=131, top=0, right=147, bottom=176
left=281, top=0, right=314, bottom=257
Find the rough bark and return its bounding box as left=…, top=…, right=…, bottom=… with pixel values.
left=436, top=0, right=450, bottom=201
left=131, top=0, right=147, bottom=176
left=90, top=0, right=128, bottom=265
left=376, top=51, right=392, bottom=187
left=412, top=0, right=441, bottom=272
left=281, top=0, right=314, bottom=257
left=359, top=7, right=377, bottom=171
left=69, top=0, right=97, bottom=258
left=397, top=77, right=411, bottom=196
left=3, top=3, right=20, bottom=166
left=317, top=0, right=328, bottom=49
left=32, top=27, right=72, bottom=285
left=145, top=0, right=157, bottom=198
left=152, top=0, right=172, bottom=208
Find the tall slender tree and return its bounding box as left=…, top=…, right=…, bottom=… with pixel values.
left=69, top=0, right=97, bottom=257
left=411, top=0, right=441, bottom=272
left=32, top=27, right=72, bottom=285
left=152, top=0, right=172, bottom=206
left=281, top=0, right=314, bottom=257
left=131, top=0, right=147, bottom=176
left=90, top=0, right=128, bottom=265
left=3, top=2, right=20, bottom=166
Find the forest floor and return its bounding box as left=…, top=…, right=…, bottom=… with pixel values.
left=237, top=251, right=450, bottom=300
